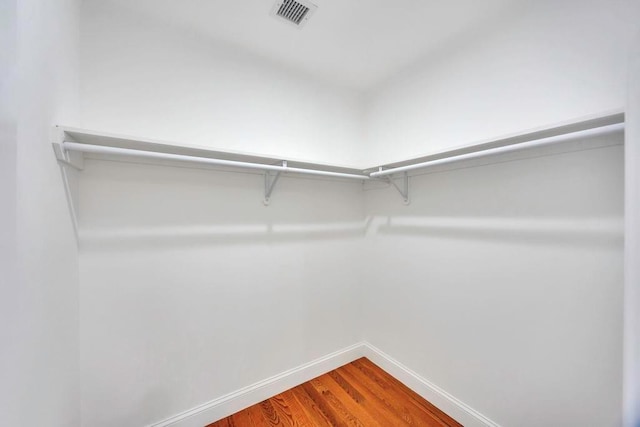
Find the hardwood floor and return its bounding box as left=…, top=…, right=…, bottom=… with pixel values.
left=207, top=357, right=462, bottom=426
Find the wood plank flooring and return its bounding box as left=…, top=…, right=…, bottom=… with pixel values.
left=207, top=357, right=462, bottom=427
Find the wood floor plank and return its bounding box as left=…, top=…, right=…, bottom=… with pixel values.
left=326, top=370, right=397, bottom=426
left=291, top=385, right=335, bottom=426
left=207, top=357, right=463, bottom=427
left=269, top=393, right=302, bottom=426
left=318, top=373, right=383, bottom=427
left=308, top=377, right=364, bottom=426
left=259, top=398, right=287, bottom=426
left=277, top=390, right=312, bottom=427
left=338, top=362, right=435, bottom=426
left=350, top=359, right=458, bottom=427
left=354, top=358, right=459, bottom=426
left=245, top=401, right=271, bottom=427
left=355, top=359, right=462, bottom=427
left=228, top=409, right=254, bottom=427
left=299, top=381, right=347, bottom=426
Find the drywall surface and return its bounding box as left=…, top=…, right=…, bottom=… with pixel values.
left=365, top=0, right=639, bottom=165
left=78, top=160, right=364, bottom=426
left=362, top=133, right=624, bottom=426
left=79, top=1, right=364, bottom=168
left=0, top=0, right=19, bottom=421
left=1, top=0, right=80, bottom=425
left=624, top=32, right=640, bottom=427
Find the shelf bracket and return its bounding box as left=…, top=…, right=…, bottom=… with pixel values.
left=51, top=139, right=82, bottom=243
left=263, top=161, right=285, bottom=205
left=386, top=170, right=410, bottom=205
left=52, top=142, right=84, bottom=171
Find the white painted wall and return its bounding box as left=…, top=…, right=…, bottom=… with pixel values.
left=78, top=160, right=364, bottom=426
left=77, top=7, right=368, bottom=424
left=73, top=1, right=633, bottom=426
left=79, top=1, right=365, bottom=168
left=362, top=133, right=625, bottom=427
left=0, top=0, right=20, bottom=421
left=624, top=30, right=640, bottom=427
left=365, top=0, right=640, bottom=165
left=0, top=0, right=81, bottom=425
left=359, top=1, right=634, bottom=424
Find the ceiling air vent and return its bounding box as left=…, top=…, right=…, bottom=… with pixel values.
left=271, top=0, right=317, bottom=29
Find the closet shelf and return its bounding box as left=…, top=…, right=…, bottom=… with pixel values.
left=52, top=111, right=625, bottom=239
left=368, top=111, right=625, bottom=176
left=52, top=126, right=369, bottom=180
left=53, top=111, right=624, bottom=184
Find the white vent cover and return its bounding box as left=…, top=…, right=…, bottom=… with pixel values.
left=271, top=0, right=317, bottom=29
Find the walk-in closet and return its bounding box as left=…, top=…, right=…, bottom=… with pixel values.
left=3, top=0, right=640, bottom=426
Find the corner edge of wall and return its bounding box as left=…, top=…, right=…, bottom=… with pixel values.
left=361, top=342, right=501, bottom=427
left=145, top=340, right=500, bottom=427
left=146, top=342, right=367, bottom=427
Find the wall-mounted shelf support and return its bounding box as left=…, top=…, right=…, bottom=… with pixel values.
left=385, top=170, right=410, bottom=205
left=263, top=163, right=284, bottom=205
left=369, top=115, right=624, bottom=205
left=52, top=113, right=625, bottom=228
left=52, top=128, right=369, bottom=217
left=370, top=122, right=625, bottom=179
left=53, top=142, right=84, bottom=170
left=52, top=141, right=81, bottom=242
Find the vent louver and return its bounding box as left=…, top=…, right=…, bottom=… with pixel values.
left=271, top=0, right=317, bottom=28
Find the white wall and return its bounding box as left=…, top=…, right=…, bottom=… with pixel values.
left=77, top=6, right=368, bottom=424
left=365, top=0, right=639, bottom=165
left=79, top=1, right=365, bottom=168
left=362, top=133, right=624, bottom=427
left=78, top=160, right=364, bottom=426
left=624, top=30, right=640, bottom=427
left=360, top=1, right=634, bottom=424
left=0, top=0, right=81, bottom=425
left=74, top=1, right=633, bottom=426
left=0, top=0, right=20, bottom=421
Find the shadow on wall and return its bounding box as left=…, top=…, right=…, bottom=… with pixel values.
left=77, top=158, right=369, bottom=251
left=360, top=142, right=625, bottom=427
left=369, top=215, right=623, bottom=249
left=364, top=136, right=625, bottom=250
left=80, top=220, right=369, bottom=250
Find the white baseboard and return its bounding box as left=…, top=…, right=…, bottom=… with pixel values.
left=147, top=342, right=366, bottom=427
left=361, top=342, right=500, bottom=427
left=148, top=341, right=500, bottom=427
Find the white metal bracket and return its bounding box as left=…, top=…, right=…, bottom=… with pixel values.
left=386, top=170, right=410, bottom=205
left=263, top=161, right=286, bottom=205
left=52, top=142, right=84, bottom=171
left=51, top=135, right=82, bottom=243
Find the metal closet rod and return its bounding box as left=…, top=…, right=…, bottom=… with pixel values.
left=370, top=122, right=625, bottom=177
left=62, top=121, right=623, bottom=181
left=61, top=142, right=370, bottom=180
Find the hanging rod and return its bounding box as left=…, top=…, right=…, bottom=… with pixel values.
left=60, top=142, right=370, bottom=180
left=370, top=122, right=625, bottom=177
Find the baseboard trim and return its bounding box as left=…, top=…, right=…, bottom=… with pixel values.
left=147, top=342, right=366, bottom=427
left=148, top=341, right=500, bottom=427
left=362, top=342, right=501, bottom=427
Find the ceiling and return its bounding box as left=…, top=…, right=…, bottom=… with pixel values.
left=97, top=0, right=522, bottom=91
